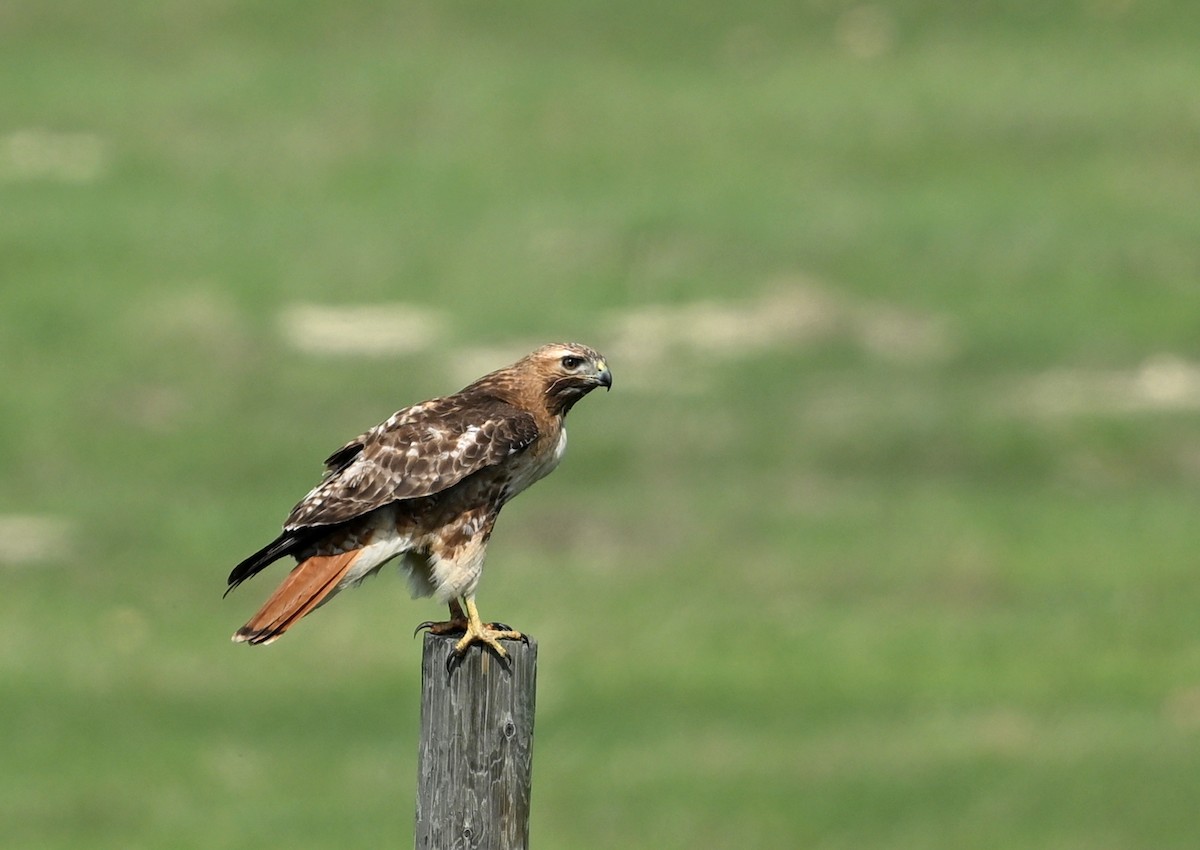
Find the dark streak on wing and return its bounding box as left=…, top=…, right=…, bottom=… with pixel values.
left=322, top=440, right=364, bottom=475
left=282, top=395, right=539, bottom=531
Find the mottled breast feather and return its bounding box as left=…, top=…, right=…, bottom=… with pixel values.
left=283, top=395, right=540, bottom=531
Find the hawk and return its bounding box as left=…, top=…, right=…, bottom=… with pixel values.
left=227, top=342, right=611, bottom=660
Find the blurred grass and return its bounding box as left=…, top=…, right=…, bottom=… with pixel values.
left=3, top=1, right=1200, bottom=848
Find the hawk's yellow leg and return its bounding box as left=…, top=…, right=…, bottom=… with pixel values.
left=452, top=596, right=524, bottom=659
left=414, top=597, right=525, bottom=660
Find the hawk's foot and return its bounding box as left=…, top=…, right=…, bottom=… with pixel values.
left=443, top=596, right=526, bottom=671
left=452, top=622, right=526, bottom=660
left=415, top=618, right=517, bottom=638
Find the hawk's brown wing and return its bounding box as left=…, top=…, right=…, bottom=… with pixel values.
left=283, top=396, right=539, bottom=531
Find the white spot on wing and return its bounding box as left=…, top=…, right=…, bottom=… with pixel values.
left=454, top=429, right=482, bottom=454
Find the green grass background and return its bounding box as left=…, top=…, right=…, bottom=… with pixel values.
left=3, top=1, right=1200, bottom=847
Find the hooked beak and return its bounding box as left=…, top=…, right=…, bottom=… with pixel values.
left=595, top=359, right=612, bottom=391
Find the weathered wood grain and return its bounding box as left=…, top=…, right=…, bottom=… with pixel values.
left=414, top=633, right=538, bottom=850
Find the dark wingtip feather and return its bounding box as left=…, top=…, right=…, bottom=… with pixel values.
left=225, top=531, right=306, bottom=595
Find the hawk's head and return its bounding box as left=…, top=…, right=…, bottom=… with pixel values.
left=523, top=342, right=612, bottom=415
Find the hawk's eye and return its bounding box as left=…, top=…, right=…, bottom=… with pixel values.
left=561, top=355, right=584, bottom=370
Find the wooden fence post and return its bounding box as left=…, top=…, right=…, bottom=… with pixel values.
left=414, top=632, right=538, bottom=850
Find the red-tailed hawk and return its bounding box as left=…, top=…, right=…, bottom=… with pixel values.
left=227, top=343, right=611, bottom=660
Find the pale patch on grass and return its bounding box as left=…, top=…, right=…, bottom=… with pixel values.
left=606, top=282, right=958, bottom=391
left=447, top=341, right=547, bottom=386
left=835, top=5, right=898, bottom=61
left=0, top=515, right=74, bottom=566
left=278, top=287, right=953, bottom=387
left=1012, top=355, right=1200, bottom=417
left=606, top=283, right=838, bottom=391
left=0, top=129, right=108, bottom=183
left=854, top=305, right=959, bottom=364
left=280, top=303, right=447, bottom=356
left=612, top=283, right=838, bottom=359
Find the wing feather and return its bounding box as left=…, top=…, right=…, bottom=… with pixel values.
left=283, top=396, right=538, bottom=530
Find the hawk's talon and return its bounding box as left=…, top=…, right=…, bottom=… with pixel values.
left=414, top=618, right=468, bottom=638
